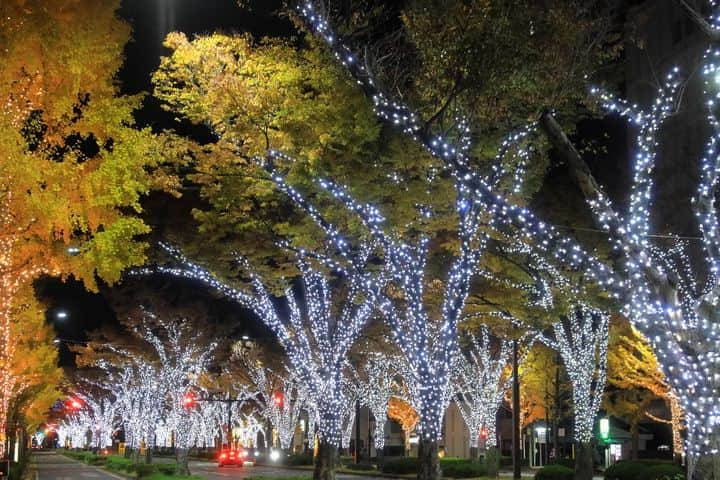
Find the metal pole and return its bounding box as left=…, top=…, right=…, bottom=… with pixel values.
left=512, top=338, right=521, bottom=479
left=227, top=396, right=233, bottom=448
left=354, top=400, right=361, bottom=464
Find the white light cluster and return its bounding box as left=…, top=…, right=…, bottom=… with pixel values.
left=262, top=149, right=481, bottom=441
left=297, top=1, right=622, bottom=299
left=454, top=326, right=513, bottom=449
left=0, top=187, right=54, bottom=458
left=540, top=306, right=608, bottom=444
left=152, top=244, right=376, bottom=447
left=349, top=352, right=399, bottom=450
left=340, top=375, right=359, bottom=450
left=295, top=1, right=720, bottom=464
left=84, top=312, right=215, bottom=453
left=239, top=357, right=306, bottom=450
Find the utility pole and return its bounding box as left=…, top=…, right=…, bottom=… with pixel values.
left=553, top=353, right=560, bottom=461
left=512, top=338, right=521, bottom=479
left=354, top=400, right=361, bottom=464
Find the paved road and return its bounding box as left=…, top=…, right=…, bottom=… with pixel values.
left=189, top=461, right=389, bottom=480
left=28, top=451, right=125, bottom=480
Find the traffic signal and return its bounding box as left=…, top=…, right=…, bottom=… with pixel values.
left=66, top=397, right=82, bottom=411
left=183, top=393, right=196, bottom=408
left=273, top=392, right=284, bottom=409
left=480, top=426, right=488, bottom=440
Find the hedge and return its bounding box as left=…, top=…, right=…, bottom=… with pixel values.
left=286, top=452, right=314, bottom=466
left=534, top=464, right=574, bottom=480
left=440, top=458, right=487, bottom=478
left=60, top=450, right=199, bottom=479
left=344, top=463, right=376, bottom=471
left=380, top=457, right=418, bottom=474
left=604, top=460, right=685, bottom=480
left=379, top=456, right=488, bottom=477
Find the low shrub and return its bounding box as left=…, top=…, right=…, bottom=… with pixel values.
left=604, top=461, right=648, bottom=480
left=500, top=455, right=529, bottom=467
left=105, top=455, right=134, bottom=473
left=287, top=452, right=314, bottom=466
left=83, top=453, right=107, bottom=465
left=157, top=463, right=179, bottom=475
left=380, top=457, right=418, bottom=474
left=534, top=464, right=574, bottom=480
left=344, top=463, right=375, bottom=471
left=135, top=464, right=158, bottom=478
left=439, top=458, right=487, bottom=478
left=552, top=458, right=575, bottom=469
left=641, top=463, right=685, bottom=480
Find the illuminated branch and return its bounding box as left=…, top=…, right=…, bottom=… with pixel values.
left=454, top=326, right=514, bottom=449
left=350, top=352, right=399, bottom=450
left=149, top=246, right=375, bottom=447
left=296, top=1, right=720, bottom=464
left=540, top=306, right=608, bottom=444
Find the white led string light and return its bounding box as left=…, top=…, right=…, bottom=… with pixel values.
left=349, top=352, right=399, bottom=452
left=238, top=357, right=305, bottom=450
left=86, top=313, right=215, bottom=455
left=539, top=306, right=608, bottom=444
left=294, top=2, right=720, bottom=468
left=453, top=326, right=514, bottom=450
left=147, top=246, right=376, bottom=447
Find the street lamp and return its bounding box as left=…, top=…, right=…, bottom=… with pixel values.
left=55, top=310, right=68, bottom=320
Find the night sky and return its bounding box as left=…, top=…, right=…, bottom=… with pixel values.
left=38, top=0, right=289, bottom=366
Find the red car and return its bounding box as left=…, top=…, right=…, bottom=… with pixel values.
left=218, top=448, right=247, bottom=467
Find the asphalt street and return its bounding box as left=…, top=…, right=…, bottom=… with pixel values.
left=188, top=461, right=388, bottom=480
left=28, top=451, right=125, bottom=480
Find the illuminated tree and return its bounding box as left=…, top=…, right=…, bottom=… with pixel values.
left=350, top=352, right=399, bottom=454
left=150, top=245, right=376, bottom=480
left=81, top=394, right=117, bottom=449
left=540, top=307, right=608, bottom=479
left=454, top=326, right=513, bottom=461
left=387, top=396, right=419, bottom=455
left=256, top=137, right=486, bottom=480
left=340, top=375, right=359, bottom=452
left=296, top=2, right=720, bottom=476
left=239, top=357, right=305, bottom=451
left=0, top=0, right=179, bottom=457
left=0, top=193, right=52, bottom=458
left=86, top=312, right=214, bottom=473
left=606, top=320, right=683, bottom=460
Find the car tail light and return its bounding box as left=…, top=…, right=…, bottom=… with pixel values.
left=220, top=453, right=227, bottom=459
left=230, top=451, right=235, bottom=457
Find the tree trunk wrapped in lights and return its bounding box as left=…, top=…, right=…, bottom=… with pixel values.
left=454, top=326, right=513, bottom=471
left=152, top=246, right=376, bottom=480
left=91, top=313, right=215, bottom=472
left=349, top=352, right=399, bottom=457
left=540, top=307, right=608, bottom=480
left=294, top=2, right=720, bottom=477
left=255, top=138, right=488, bottom=480
left=237, top=356, right=305, bottom=451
